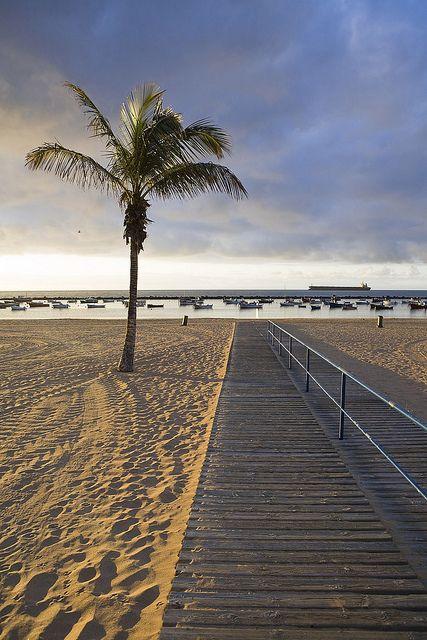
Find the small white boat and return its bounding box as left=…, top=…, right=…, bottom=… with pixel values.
left=52, top=302, right=70, bottom=309
left=280, top=301, right=295, bottom=307
left=342, top=303, right=357, bottom=311
left=239, top=301, right=263, bottom=309
left=310, top=304, right=321, bottom=311
left=11, top=305, right=26, bottom=311
left=194, top=303, right=213, bottom=310
left=87, top=303, right=106, bottom=308
left=124, top=300, right=146, bottom=307
left=224, top=298, right=241, bottom=305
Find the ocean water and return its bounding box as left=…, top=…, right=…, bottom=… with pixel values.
left=1, top=290, right=426, bottom=320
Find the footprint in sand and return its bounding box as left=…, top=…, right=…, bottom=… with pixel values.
left=135, top=584, right=160, bottom=609
left=21, top=571, right=57, bottom=615
left=92, top=553, right=118, bottom=595
left=40, top=534, right=60, bottom=548
left=111, top=517, right=138, bottom=535
left=121, top=526, right=141, bottom=542
left=130, top=545, right=153, bottom=565
left=117, top=497, right=142, bottom=510
left=76, top=619, right=106, bottom=639
left=39, top=610, right=81, bottom=639
left=4, top=571, right=21, bottom=588
left=78, top=566, right=96, bottom=583
left=0, top=535, right=18, bottom=551
left=149, top=519, right=171, bottom=532
left=0, top=603, right=14, bottom=622
left=158, top=488, right=177, bottom=503
left=117, top=568, right=149, bottom=588
left=118, top=607, right=140, bottom=631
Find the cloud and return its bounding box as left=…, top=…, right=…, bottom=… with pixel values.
left=0, top=0, right=426, bottom=266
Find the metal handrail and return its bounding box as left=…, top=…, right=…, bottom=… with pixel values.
left=267, top=320, right=427, bottom=501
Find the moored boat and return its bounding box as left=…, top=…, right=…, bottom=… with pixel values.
left=372, top=303, right=393, bottom=311
left=147, top=303, right=164, bottom=308
left=194, top=302, right=213, bottom=309
left=87, top=303, right=105, bottom=308
left=239, top=301, right=263, bottom=309
left=409, top=302, right=426, bottom=310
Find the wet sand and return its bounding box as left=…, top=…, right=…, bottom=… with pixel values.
left=0, top=319, right=233, bottom=640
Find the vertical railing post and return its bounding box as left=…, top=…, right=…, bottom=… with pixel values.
left=288, top=336, right=292, bottom=369
left=339, top=372, right=347, bottom=439
left=278, top=328, right=282, bottom=356
left=305, top=348, right=310, bottom=392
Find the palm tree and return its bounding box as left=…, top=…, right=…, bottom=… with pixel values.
left=26, top=83, right=247, bottom=371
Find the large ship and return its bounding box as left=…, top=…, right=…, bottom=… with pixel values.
left=309, top=281, right=371, bottom=291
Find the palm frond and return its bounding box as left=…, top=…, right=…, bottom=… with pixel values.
left=140, top=110, right=187, bottom=175
left=120, top=83, right=164, bottom=149
left=145, top=162, right=248, bottom=201
left=64, top=83, right=120, bottom=148
left=25, top=143, right=126, bottom=196
left=183, top=119, right=232, bottom=159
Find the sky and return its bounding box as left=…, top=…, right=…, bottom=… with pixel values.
left=0, top=0, right=426, bottom=290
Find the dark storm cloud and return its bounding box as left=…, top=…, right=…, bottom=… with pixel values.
left=0, top=0, right=426, bottom=262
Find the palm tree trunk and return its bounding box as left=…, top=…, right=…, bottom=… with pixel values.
left=118, top=237, right=139, bottom=372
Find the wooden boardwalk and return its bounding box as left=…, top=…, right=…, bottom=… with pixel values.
left=270, top=321, right=427, bottom=583
left=160, top=321, right=427, bottom=639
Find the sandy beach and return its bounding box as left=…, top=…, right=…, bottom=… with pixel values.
left=1, top=317, right=425, bottom=639
left=0, top=319, right=233, bottom=640
left=281, top=318, right=427, bottom=386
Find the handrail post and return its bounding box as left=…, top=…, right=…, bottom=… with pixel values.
left=339, top=372, right=347, bottom=439
left=278, top=328, right=282, bottom=356
left=288, top=336, right=292, bottom=369
left=305, top=348, right=310, bottom=391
